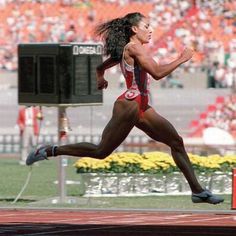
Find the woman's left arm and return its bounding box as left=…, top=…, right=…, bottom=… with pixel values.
left=96, top=57, right=119, bottom=89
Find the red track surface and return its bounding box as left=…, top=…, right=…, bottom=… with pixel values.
left=0, top=209, right=236, bottom=235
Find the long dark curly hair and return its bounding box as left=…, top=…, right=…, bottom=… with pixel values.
left=95, top=12, right=145, bottom=61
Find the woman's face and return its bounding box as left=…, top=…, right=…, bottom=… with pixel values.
left=133, top=17, right=152, bottom=44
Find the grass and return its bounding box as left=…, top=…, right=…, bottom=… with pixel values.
left=0, top=157, right=83, bottom=202
left=0, top=157, right=232, bottom=210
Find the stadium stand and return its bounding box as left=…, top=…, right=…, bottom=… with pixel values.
left=0, top=0, right=235, bottom=80
left=0, top=0, right=235, bottom=141
left=189, top=94, right=236, bottom=138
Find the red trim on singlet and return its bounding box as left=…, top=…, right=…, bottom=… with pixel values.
left=117, top=46, right=150, bottom=117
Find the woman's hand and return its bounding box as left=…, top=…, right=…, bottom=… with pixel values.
left=96, top=69, right=108, bottom=89
left=178, top=47, right=194, bottom=63
left=95, top=57, right=119, bottom=89
left=97, top=78, right=108, bottom=89
left=128, top=43, right=194, bottom=80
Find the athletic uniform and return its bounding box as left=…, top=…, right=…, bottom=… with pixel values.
left=117, top=44, right=150, bottom=117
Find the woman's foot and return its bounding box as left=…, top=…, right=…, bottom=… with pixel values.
left=192, top=190, right=224, bottom=204
left=26, top=145, right=57, bottom=165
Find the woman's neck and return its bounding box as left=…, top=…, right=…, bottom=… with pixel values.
left=129, top=37, right=142, bottom=45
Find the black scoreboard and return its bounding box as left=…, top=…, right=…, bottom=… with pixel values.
left=18, top=43, right=103, bottom=106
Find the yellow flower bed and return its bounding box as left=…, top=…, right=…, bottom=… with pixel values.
left=74, top=152, right=236, bottom=174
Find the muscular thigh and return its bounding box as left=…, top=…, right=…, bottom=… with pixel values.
left=135, top=107, right=181, bottom=145
left=99, top=99, right=139, bottom=152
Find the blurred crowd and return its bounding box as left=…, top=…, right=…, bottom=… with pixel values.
left=190, top=95, right=236, bottom=138
left=0, top=0, right=235, bottom=140
left=149, top=0, right=236, bottom=89
left=0, top=0, right=235, bottom=89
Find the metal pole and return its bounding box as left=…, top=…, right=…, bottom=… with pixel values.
left=58, top=106, right=69, bottom=203
left=90, top=106, right=93, bottom=140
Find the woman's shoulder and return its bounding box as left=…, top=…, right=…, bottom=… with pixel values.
left=125, top=42, right=144, bottom=55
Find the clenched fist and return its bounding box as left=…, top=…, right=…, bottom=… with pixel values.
left=96, top=69, right=108, bottom=90
left=179, top=47, right=195, bottom=63
left=97, top=78, right=108, bottom=90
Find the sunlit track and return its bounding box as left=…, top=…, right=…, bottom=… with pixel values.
left=0, top=209, right=236, bottom=236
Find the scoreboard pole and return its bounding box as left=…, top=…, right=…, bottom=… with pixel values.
left=18, top=42, right=104, bottom=204
left=57, top=106, right=69, bottom=203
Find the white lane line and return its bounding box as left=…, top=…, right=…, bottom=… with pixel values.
left=7, top=213, right=192, bottom=224
left=0, top=211, right=54, bottom=218
left=158, top=215, right=234, bottom=225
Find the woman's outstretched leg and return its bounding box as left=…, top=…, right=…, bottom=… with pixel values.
left=55, top=100, right=139, bottom=158
left=26, top=100, right=139, bottom=165
left=136, top=107, right=224, bottom=204
left=136, top=107, right=203, bottom=193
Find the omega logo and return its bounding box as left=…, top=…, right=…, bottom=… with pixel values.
left=73, top=45, right=103, bottom=55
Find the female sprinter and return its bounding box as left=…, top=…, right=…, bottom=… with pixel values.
left=26, top=12, right=223, bottom=204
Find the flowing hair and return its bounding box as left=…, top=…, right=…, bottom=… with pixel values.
left=95, top=12, right=144, bottom=61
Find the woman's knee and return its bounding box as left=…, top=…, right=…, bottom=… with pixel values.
left=168, top=135, right=185, bottom=151
left=93, top=147, right=113, bottom=159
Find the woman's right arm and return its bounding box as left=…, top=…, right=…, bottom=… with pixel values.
left=96, top=57, right=119, bottom=89
left=128, top=44, right=194, bottom=81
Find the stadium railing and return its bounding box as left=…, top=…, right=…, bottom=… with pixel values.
left=0, top=134, right=235, bottom=156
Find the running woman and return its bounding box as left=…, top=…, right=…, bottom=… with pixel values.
left=27, top=12, right=223, bottom=204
